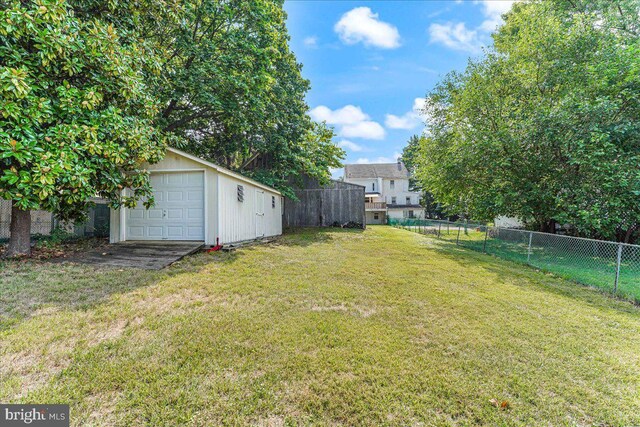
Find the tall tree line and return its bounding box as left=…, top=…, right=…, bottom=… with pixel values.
left=415, top=0, right=640, bottom=242
left=0, top=0, right=343, bottom=256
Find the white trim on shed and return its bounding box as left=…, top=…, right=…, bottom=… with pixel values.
left=109, top=148, right=282, bottom=246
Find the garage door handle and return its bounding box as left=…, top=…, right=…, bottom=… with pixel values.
left=162, top=209, right=167, bottom=218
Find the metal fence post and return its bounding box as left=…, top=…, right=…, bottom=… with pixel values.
left=614, top=243, right=623, bottom=294
left=527, top=231, right=533, bottom=263
left=456, top=225, right=461, bottom=245
left=483, top=226, right=489, bottom=252
left=437, top=223, right=441, bottom=238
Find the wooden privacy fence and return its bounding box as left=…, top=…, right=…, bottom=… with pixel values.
left=284, top=177, right=365, bottom=228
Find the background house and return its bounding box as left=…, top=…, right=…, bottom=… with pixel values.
left=344, top=160, right=423, bottom=224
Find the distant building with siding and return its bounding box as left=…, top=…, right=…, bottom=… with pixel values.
left=344, top=160, right=423, bottom=224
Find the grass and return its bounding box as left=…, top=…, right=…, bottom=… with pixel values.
left=397, top=221, right=640, bottom=302
left=1, top=226, right=640, bottom=426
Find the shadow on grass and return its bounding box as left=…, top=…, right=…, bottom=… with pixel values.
left=0, top=253, right=220, bottom=331
left=279, top=226, right=363, bottom=247
left=402, top=228, right=640, bottom=315
left=0, top=227, right=345, bottom=331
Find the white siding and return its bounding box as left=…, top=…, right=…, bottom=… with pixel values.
left=387, top=208, right=424, bottom=220
left=217, top=173, right=282, bottom=244
left=344, top=176, right=421, bottom=205
left=494, top=216, right=523, bottom=228
left=110, top=149, right=282, bottom=246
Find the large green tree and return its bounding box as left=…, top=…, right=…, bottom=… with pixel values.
left=2, top=0, right=343, bottom=256
left=112, top=0, right=344, bottom=194
left=401, top=135, right=448, bottom=219
left=0, top=0, right=165, bottom=256
left=416, top=0, right=640, bottom=241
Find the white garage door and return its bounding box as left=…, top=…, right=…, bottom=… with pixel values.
left=126, top=171, right=205, bottom=241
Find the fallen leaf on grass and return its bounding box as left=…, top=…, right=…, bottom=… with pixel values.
left=489, top=399, right=510, bottom=410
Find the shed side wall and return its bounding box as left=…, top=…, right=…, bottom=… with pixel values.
left=217, top=173, right=282, bottom=244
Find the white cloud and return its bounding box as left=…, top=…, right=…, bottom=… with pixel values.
left=429, top=1, right=517, bottom=53
left=479, top=0, right=516, bottom=31
left=337, top=140, right=366, bottom=152
left=309, top=105, right=385, bottom=140
left=481, top=0, right=516, bottom=15
left=355, top=152, right=402, bottom=164
left=309, top=105, right=368, bottom=125
left=335, top=7, right=401, bottom=49
left=340, top=121, right=385, bottom=140
left=303, top=36, right=318, bottom=48
left=385, top=97, right=427, bottom=130
left=385, top=114, right=417, bottom=130
left=429, top=22, right=482, bottom=53
left=413, top=97, right=426, bottom=112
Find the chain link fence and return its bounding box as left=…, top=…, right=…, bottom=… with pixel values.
left=389, top=218, right=640, bottom=302
left=0, top=201, right=110, bottom=243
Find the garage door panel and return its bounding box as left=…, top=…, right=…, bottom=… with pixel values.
left=167, top=226, right=184, bottom=237
left=150, top=175, right=163, bottom=186
left=148, top=226, right=164, bottom=237
left=128, top=226, right=144, bottom=238
left=126, top=171, right=204, bottom=241
left=167, top=209, right=183, bottom=219
left=187, top=227, right=204, bottom=238
left=187, top=191, right=203, bottom=201
left=167, top=191, right=184, bottom=202
left=187, top=173, right=204, bottom=185
left=187, top=208, right=203, bottom=219
left=167, top=174, right=184, bottom=185
left=148, top=209, right=163, bottom=219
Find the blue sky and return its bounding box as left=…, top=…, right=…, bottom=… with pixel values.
left=283, top=0, right=515, bottom=175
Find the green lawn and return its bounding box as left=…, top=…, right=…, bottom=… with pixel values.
left=396, top=221, right=640, bottom=302
left=1, top=226, right=640, bottom=426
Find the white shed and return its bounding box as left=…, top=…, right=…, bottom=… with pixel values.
left=109, top=148, right=282, bottom=246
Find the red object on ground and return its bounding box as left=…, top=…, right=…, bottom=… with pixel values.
left=207, top=238, right=223, bottom=252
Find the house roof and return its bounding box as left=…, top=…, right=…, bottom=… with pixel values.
left=344, top=162, right=409, bottom=179
left=166, top=147, right=281, bottom=195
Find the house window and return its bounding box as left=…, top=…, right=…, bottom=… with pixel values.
left=237, top=185, right=244, bottom=202
left=391, top=196, right=397, bottom=204
left=272, top=196, right=276, bottom=208
left=409, top=210, right=415, bottom=218
left=406, top=196, right=411, bottom=205
left=374, top=213, right=379, bottom=220
left=390, top=180, right=395, bottom=189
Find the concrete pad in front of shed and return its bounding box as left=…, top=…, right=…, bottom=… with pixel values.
left=61, top=241, right=204, bottom=270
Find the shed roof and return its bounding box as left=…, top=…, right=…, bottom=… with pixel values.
left=344, top=162, right=409, bottom=179
left=166, top=147, right=281, bottom=195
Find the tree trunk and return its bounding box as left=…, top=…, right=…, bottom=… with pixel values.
left=5, top=201, right=31, bottom=257
left=624, top=225, right=637, bottom=244
left=539, top=219, right=556, bottom=234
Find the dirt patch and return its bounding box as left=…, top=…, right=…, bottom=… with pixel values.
left=0, top=238, right=108, bottom=261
